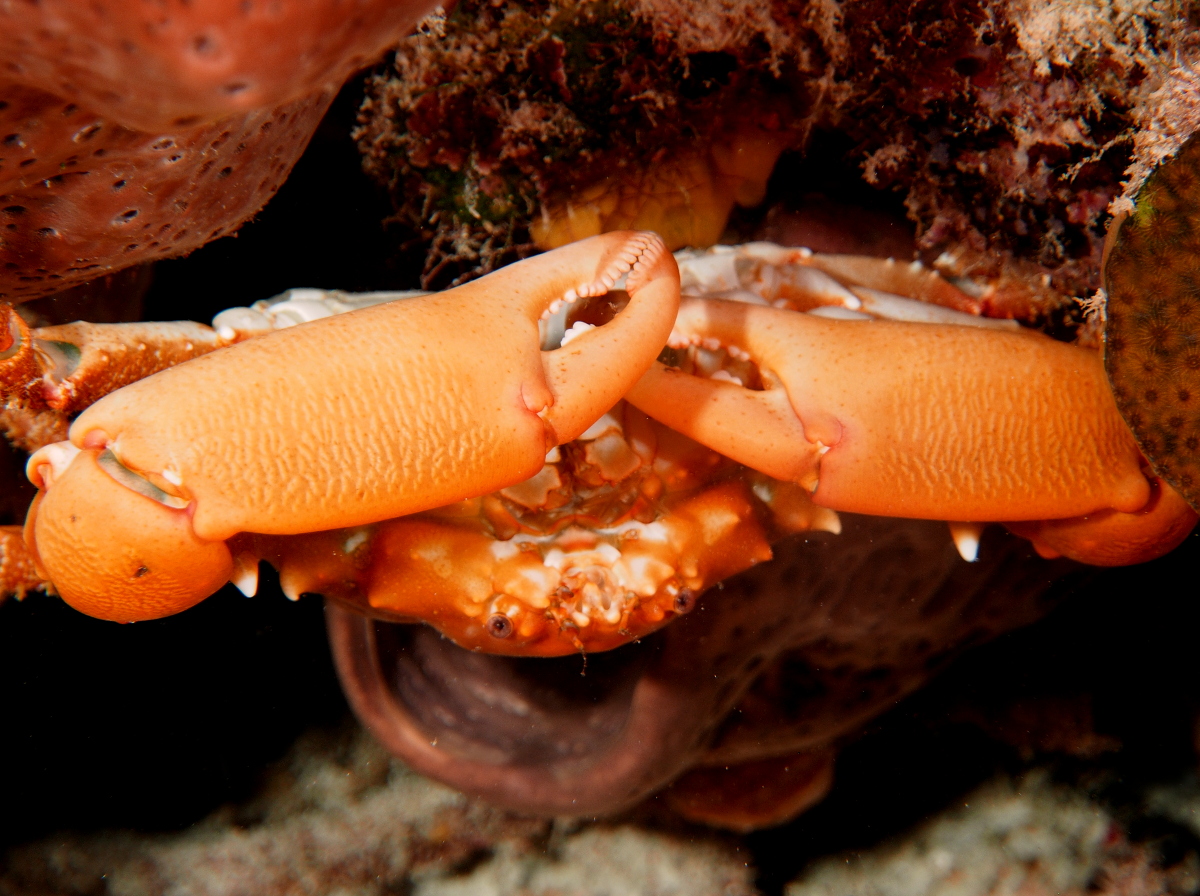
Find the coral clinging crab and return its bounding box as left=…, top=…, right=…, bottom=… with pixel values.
left=2, top=0, right=1200, bottom=850
left=16, top=231, right=682, bottom=625
left=3, top=237, right=1196, bottom=654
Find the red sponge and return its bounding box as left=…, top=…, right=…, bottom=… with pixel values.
left=1, top=0, right=436, bottom=131
left=1, top=0, right=438, bottom=301
left=1, top=85, right=331, bottom=302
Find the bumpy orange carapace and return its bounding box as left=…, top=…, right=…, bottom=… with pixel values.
left=24, top=232, right=680, bottom=622
left=625, top=297, right=1197, bottom=566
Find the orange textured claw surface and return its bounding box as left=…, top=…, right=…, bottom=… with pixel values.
left=633, top=298, right=1152, bottom=524
left=0, top=0, right=436, bottom=132
left=24, top=449, right=232, bottom=621
left=66, top=232, right=677, bottom=543
left=0, top=84, right=333, bottom=302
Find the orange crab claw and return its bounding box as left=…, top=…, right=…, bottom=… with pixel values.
left=24, top=445, right=233, bottom=621
left=626, top=297, right=1197, bottom=566
left=25, top=232, right=679, bottom=622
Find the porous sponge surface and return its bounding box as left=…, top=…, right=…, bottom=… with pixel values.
left=1105, top=131, right=1200, bottom=510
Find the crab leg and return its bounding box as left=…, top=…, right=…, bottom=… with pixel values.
left=0, top=305, right=40, bottom=401
left=625, top=297, right=1197, bottom=566
left=23, top=231, right=679, bottom=622
left=686, top=242, right=983, bottom=314
left=0, top=525, right=40, bottom=599
left=3, top=314, right=226, bottom=413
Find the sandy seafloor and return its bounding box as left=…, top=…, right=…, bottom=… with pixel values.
left=4, top=86, right=1200, bottom=896
left=2, top=726, right=1197, bottom=896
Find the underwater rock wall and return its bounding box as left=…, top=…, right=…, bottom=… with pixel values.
left=358, top=0, right=1193, bottom=303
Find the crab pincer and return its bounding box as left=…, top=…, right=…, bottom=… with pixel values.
left=23, top=232, right=679, bottom=622
left=625, top=297, right=1197, bottom=566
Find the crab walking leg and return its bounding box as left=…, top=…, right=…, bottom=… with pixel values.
left=626, top=297, right=1196, bottom=565
left=0, top=525, right=42, bottom=599
left=0, top=304, right=39, bottom=400
left=23, top=231, right=679, bottom=623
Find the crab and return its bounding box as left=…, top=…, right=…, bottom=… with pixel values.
left=2, top=237, right=1194, bottom=656
left=2, top=0, right=1198, bottom=840
left=3, top=233, right=1196, bottom=828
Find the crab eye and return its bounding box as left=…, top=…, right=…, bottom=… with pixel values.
left=673, top=588, right=696, bottom=614
left=486, top=613, right=513, bottom=639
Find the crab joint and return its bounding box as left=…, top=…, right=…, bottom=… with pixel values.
left=0, top=304, right=39, bottom=404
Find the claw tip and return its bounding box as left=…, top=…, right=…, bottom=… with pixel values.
left=948, top=521, right=985, bottom=562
